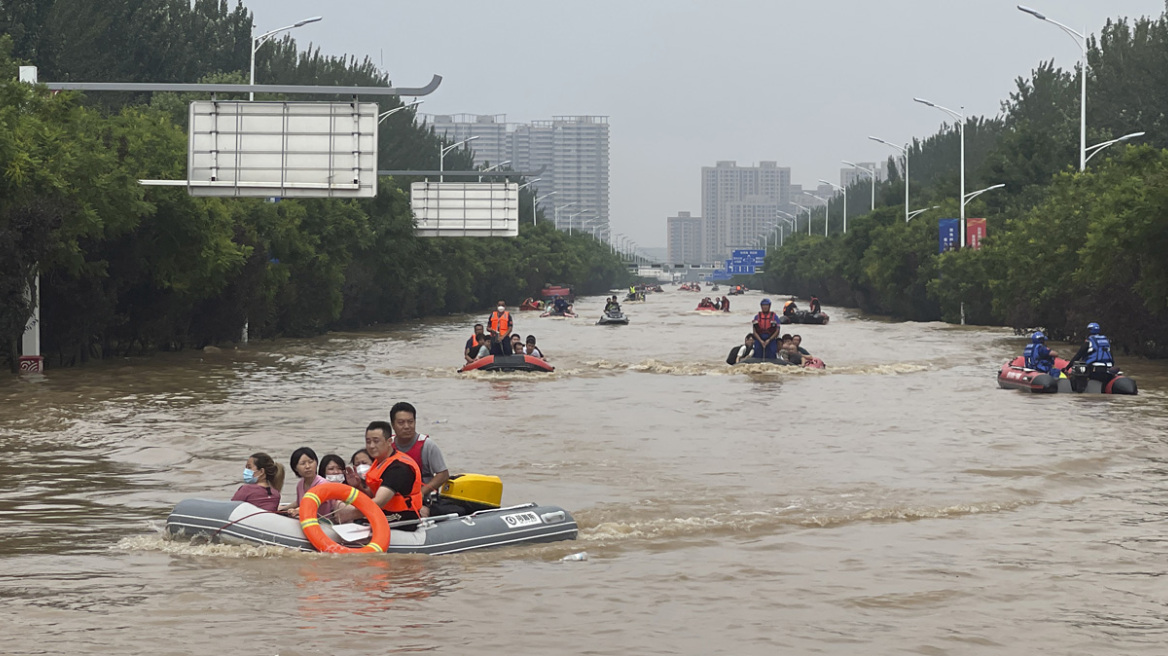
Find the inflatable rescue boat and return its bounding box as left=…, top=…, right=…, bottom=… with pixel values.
left=166, top=475, right=577, bottom=555
left=997, top=356, right=1137, bottom=395
left=460, top=354, right=554, bottom=373
left=780, top=311, right=830, bottom=325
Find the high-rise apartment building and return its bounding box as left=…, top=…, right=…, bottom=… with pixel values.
left=700, top=161, right=790, bottom=261
left=667, top=212, right=703, bottom=265
left=427, top=114, right=610, bottom=234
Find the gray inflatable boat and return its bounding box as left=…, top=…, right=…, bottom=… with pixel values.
left=166, top=499, right=578, bottom=555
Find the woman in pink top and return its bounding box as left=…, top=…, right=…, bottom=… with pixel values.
left=231, top=452, right=284, bottom=512
left=279, top=447, right=338, bottom=518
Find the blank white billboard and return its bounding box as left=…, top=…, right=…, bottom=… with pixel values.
left=188, top=101, right=378, bottom=198
left=411, top=182, right=519, bottom=237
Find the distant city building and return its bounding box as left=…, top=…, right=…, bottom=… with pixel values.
left=667, top=211, right=703, bottom=265
left=700, top=161, right=790, bottom=262
left=426, top=114, right=610, bottom=234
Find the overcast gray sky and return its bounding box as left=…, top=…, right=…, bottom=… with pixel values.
left=249, top=0, right=1166, bottom=248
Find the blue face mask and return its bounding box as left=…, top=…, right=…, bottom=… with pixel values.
left=243, top=468, right=258, bottom=484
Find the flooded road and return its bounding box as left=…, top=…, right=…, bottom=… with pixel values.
left=2, top=289, right=1167, bottom=654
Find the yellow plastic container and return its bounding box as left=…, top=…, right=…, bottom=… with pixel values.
left=439, top=474, right=502, bottom=510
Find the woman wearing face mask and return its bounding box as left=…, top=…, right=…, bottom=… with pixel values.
left=350, top=449, right=374, bottom=477
left=319, top=454, right=346, bottom=482
left=280, top=447, right=336, bottom=517
left=231, top=452, right=285, bottom=512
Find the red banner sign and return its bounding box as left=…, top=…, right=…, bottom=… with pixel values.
left=966, top=218, right=987, bottom=250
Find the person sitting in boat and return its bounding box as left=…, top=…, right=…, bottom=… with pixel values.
left=792, top=334, right=810, bottom=356
left=488, top=301, right=515, bottom=355
left=713, top=297, right=723, bottom=311
left=779, top=336, right=804, bottom=365
left=319, top=454, right=346, bottom=484
left=809, top=296, right=822, bottom=315
left=727, top=333, right=755, bottom=364
left=552, top=295, right=570, bottom=316
left=604, top=296, right=621, bottom=313
left=391, top=402, right=450, bottom=518
left=280, top=447, right=337, bottom=518
left=522, top=335, right=545, bottom=359
left=339, top=421, right=422, bottom=529
left=1023, top=331, right=1058, bottom=375
left=782, top=299, right=799, bottom=318
left=350, top=449, right=373, bottom=476
left=752, top=299, right=780, bottom=359
left=510, top=333, right=524, bottom=354
left=1066, top=322, right=1115, bottom=382
left=464, top=324, right=489, bottom=363
left=232, top=452, right=285, bottom=512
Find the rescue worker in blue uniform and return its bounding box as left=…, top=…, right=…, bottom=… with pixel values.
left=1067, top=322, right=1115, bottom=383
left=1022, top=331, right=1058, bottom=375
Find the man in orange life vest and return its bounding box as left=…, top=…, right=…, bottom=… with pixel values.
left=390, top=401, right=449, bottom=518
left=464, top=323, right=488, bottom=363
left=488, top=300, right=514, bottom=355
left=339, top=420, right=423, bottom=528
left=752, top=299, right=781, bottom=359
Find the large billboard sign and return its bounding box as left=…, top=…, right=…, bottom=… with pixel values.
left=188, top=101, right=379, bottom=198
left=938, top=218, right=959, bottom=253
left=966, top=218, right=987, bottom=250
left=410, top=182, right=520, bottom=237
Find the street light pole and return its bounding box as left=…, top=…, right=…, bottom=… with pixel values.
left=1018, top=5, right=1087, bottom=170
left=377, top=100, right=422, bottom=123
left=915, top=98, right=966, bottom=245
left=478, top=159, right=511, bottom=182
left=794, top=204, right=811, bottom=235
left=870, top=136, right=909, bottom=222
left=818, top=179, right=848, bottom=234
left=1085, top=131, right=1146, bottom=165
left=554, top=202, right=577, bottom=231
left=843, top=160, right=876, bottom=212
left=250, top=16, right=323, bottom=101
left=906, top=205, right=941, bottom=222
left=810, top=194, right=829, bottom=236
left=533, top=190, right=555, bottom=226
left=439, top=136, right=479, bottom=182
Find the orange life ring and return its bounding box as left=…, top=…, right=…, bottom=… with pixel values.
left=299, top=482, right=390, bottom=554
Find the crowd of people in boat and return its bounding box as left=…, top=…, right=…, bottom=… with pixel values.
left=1021, top=322, right=1118, bottom=382
left=462, top=300, right=548, bottom=362
left=232, top=402, right=453, bottom=529
left=724, top=297, right=817, bottom=363
left=696, top=296, right=731, bottom=312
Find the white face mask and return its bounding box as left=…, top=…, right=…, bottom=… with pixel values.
left=356, top=464, right=372, bottom=477
left=325, top=474, right=344, bottom=483
left=497, top=306, right=505, bottom=312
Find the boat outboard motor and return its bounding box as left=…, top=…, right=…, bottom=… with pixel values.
left=1068, top=362, right=1090, bottom=393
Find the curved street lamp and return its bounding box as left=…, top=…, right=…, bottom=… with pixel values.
left=1017, top=5, right=1087, bottom=170
left=378, top=100, right=423, bottom=123
left=843, top=160, right=877, bottom=212
left=439, top=136, right=479, bottom=182
left=809, top=194, right=830, bottom=236
left=870, top=136, right=909, bottom=222
left=1085, top=131, right=1146, bottom=165
left=906, top=205, right=940, bottom=222
left=794, top=204, right=812, bottom=235
left=533, top=190, right=555, bottom=226
left=915, top=97, right=967, bottom=245
left=818, top=179, right=848, bottom=234
left=250, top=16, right=322, bottom=101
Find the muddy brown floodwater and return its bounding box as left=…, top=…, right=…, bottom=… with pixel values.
left=1, top=290, right=1166, bottom=654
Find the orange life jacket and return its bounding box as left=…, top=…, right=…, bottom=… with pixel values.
left=489, top=310, right=513, bottom=336
left=755, top=311, right=778, bottom=334
left=365, top=449, right=423, bottom=514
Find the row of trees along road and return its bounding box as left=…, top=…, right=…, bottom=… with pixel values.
left=0, top=1, right=630, bottom=371
left=759, top=9, right=1168, bottom=357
